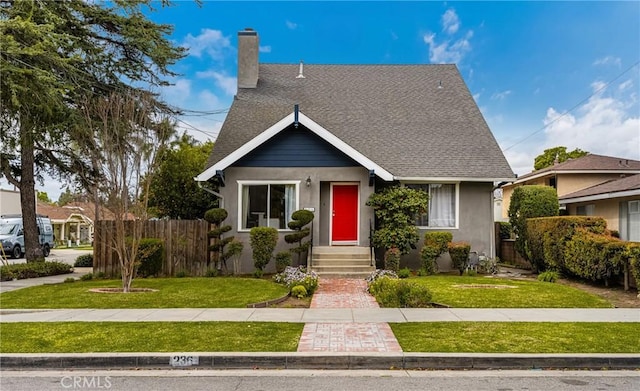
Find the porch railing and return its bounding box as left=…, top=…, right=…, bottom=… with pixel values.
left=307, top=220, right=313, bottom=270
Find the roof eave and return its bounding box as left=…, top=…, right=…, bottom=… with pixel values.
left=559, top=189, right=640, bottom=204
left=397, top=176, right=515, bottom=183
left=506, top=169, right=640, bottom=186
left=195, top=110, right=395, bottom=182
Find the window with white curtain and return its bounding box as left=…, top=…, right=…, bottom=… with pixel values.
left=239, top=182, right=298, bottom=230
left=407, top=183, right=457, bottom=228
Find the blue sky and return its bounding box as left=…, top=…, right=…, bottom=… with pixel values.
left=8, top=1, right=640, bottom=201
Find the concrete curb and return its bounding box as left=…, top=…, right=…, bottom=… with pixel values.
left=2, top=353, right=639, bottom=371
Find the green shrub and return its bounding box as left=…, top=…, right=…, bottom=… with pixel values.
left=273, top=266, right=319, bottom=294
left=367, top=186, right=428, bottom=254
left=368, top=276, right=432, bottom=308
left=275, top=251, right=292, bottom=273
left=448, top=241, right=471, bottom=275
left=253, top=268, right=264, bottom=279
left=397, top=267, right=411, bottom=279
left=73, top=254, right=93, bottom=267
left=250, top=227, right=278, bottom=273
left=136, top=238, right=164, bottom=278
left=290, top=285, right=308, bottom=299
left=508, top=185, right=559, bottom=271
left=64, top=277, right=75, bottom=283
left=564, top=229, right=627, bottom=285
left=0, top=261, right=73, bottom=281
left=175, top=270, right=189, bottom=278
left=95, top=271, right=106, bottom=279
left=204, top=268, right=218, bottom=277
left=526, top=216, right=607, bottom=272
left=284, top=210, right=314, bottom=265
left=498, top=222, right=513, bottom=239
left=538, top=270, right=559, bottom=283
left=420, top=231, right=452, bottom=275
left=204, top=208, right=236, bottom=272
left=80, top=273, right=93, bottom=281
left=627, top=244, right=640, bottom=295
left=384, top=247, right=401, bottom=272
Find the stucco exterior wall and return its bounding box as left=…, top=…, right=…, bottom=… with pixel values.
left=401, top=182, right=495, bottom=271
left=566, top=195, right=639, bottom=232
left=556, top=173, right=624, bottom=196
left=219, top=166, right=374, bottom=273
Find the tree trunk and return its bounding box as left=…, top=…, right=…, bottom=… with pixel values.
left=19, top=121, right=44, bottom=262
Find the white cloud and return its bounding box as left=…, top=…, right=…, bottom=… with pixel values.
left=182, top=29, right=231, bottom=60
left=422, top=8, right=474, bottom=64
left=198, top=90, right=221, bottom=108
left=540, top=87, right=639, bottom=164
left=491, top=90, right=512, bottom=101
left=441, top=9, right=460, bottom=34
left=286, top=20, right=297, bottom=30
left=161, top=79, right=192, bottom=106
left=196, top=71, right=237, bottom=96
left=593, top=56, right=622, bottom=67
left=259, top=45, right=272, bottom=53
left=619, top=79, right=633, bottom=91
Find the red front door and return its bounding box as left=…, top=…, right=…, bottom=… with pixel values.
left=331, top=184, right=359, bottom=243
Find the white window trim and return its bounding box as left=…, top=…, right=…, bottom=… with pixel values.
left=402, top=182, right=460, bottom=229
left=237, top=180, right=300, bottom=232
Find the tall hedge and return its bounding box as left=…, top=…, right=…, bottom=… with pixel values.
left=564, top=229, right=627, bottom=286
left=526, top=216, right=607, bottom=272
left=507, top=185, right=559, bottom=271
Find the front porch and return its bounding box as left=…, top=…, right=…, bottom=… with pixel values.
left=310, top=246, right=375, bottom=278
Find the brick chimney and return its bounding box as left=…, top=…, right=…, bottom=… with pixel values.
left=237, top=28, right=258, bottom=89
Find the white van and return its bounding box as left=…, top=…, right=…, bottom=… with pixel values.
left=0, top=214, right=54, bottom=258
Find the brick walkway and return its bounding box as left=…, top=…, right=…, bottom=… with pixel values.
left=297, top=278, right=403, bottom=352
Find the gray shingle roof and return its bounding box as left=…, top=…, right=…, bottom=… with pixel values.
left=206, top=64, right=514, bottom=180
left=515, top=154, right=640, bottom=182
left=559, top=174, right=640, bottom=200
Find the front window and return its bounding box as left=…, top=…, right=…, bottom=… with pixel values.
left=576, top=204, right=595, bottom=216
left=407, top=183, right=457, bottom=228
left=239, top=181, right=298, bottom=230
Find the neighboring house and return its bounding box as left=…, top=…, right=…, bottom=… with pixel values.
left=0, top=188, right=21, bottom=215
left=559, top=174, right=640, bottom=242
left=36, top=202, right=95, bottom=246
left=502, top=154, right=640, bottom=220
left=195, top=29, right=514, bottom=274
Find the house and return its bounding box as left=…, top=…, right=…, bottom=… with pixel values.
left=501, top=154, right=640, bottom=222
left=195, top=29, right=514, bottom=274
left=35, top=202, right=96, bottom=246
left=558, top=174, right=640, bottom=242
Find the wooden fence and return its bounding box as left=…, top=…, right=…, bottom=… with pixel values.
left=94, top=220, right=210, bottom=277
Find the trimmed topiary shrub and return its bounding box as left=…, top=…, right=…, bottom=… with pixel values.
left=250, top=226, right=278, bottom=275
left=275, top=250, right=292, bottom=273
left=508, top=185, right=559, bottom=271
left=74, top=254, right=93, bottom=267
left=136, top=238, right=164, bottom=278
left=284, top=209, right=314, bottom=266
left=564, top=229, right=628, bottom=286
left=420, top=231, right=452, bottom=275
left=448, top=241, right=471, bottom=275
left=204, top=208, right=235, bottom=273
left=384, top=247, right=401, bottom=272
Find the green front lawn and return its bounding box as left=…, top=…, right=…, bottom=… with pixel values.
left=0, top=278, right=289, bottom=309
left=410, top=275, right=612, bottom=308
left=0, top=322, right=303, bottom=353
left=391, top=322, right=640, bottom=353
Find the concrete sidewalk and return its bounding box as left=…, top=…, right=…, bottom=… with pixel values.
left=2, top=307, right=639, bottom=323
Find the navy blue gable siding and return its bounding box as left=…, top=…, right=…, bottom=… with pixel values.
left=233, top=124, right=360, bottom=167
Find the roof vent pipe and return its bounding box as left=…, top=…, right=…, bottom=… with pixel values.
left=296, top=60, right=305, bottom=79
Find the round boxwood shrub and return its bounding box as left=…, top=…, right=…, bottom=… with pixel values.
left=291, top=285, right=308, bottom=298
left=74, top=254, right=93, bottom=267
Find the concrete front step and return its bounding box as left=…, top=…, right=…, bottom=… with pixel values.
left=312, top=259, right=373, bottom=266
left=313, top=253, right=371, bottom=260
left=312, top=265, right=375, bottom=274
left=315, top=272, right=373, bottom=279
